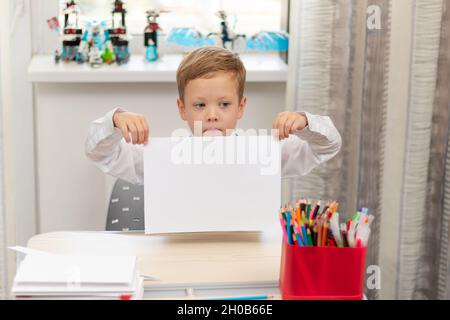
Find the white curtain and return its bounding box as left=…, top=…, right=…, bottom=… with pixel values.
left=398, top=0, right=450, bottom=300
left=288, top=0, right=450, bottom=299
left=287, top=0, right=391, bottom=300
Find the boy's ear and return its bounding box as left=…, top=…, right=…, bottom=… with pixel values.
left=177, top=98, right=187, bottom=121
left=237, top=96, right=247, bottom=119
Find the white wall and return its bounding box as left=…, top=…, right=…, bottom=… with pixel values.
left=1, top=0, right=37, bottom=293
left=34, top=82, right=286, bottom=232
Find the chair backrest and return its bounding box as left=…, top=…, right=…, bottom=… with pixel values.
left=105, top=179, right=145, bottom=231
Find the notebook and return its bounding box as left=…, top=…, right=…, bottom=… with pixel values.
left=10, top=247, right=144, bottom=299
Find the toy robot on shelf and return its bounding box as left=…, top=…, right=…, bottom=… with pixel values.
left=57, top=0, right=83, bottom=63
left=88, top=22, right=107, bottom=67
left=108, top=0, right=130, bottom=65
left=76, top=21, right=115, bottom=66
left=208, top=11, right=246, bottom=51
left=144, top=10, right=163, bottom=62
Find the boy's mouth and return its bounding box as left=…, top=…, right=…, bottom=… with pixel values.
left=203, top=128, right=224, bottom=136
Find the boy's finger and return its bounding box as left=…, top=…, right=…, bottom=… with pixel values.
left=272, top=115, right=280, bottom=130
left=273, top=116, right=286, bottom=139
left=278, top=116, right=290, bottom=140
left=128, top=122, right=138, bottom=144
left=272, top=113, right=286, bottom=130
left=134, top=121, right=145, bottom=145
left=140, top=118, right=149, bottom=144
left=284, top=117, right=296, bottom=137
left=271, top=127, right=280, bottom=140
left=121, top=124, right=130, bottom=143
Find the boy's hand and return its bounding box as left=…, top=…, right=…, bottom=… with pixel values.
left=113, top=110, right=149, bottom=145
left=272, top=112, right=308, bottom=140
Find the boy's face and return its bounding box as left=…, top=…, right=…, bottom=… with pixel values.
left=177, top=71, right=247, bottom=136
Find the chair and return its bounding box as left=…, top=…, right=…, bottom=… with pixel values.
left=105, top=179, right=145, bottom=231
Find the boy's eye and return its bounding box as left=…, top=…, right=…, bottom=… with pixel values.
left=219, top=102, right=230, bottom=108
left=194, top=103, right=206, bottom=108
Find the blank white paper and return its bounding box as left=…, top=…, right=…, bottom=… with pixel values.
left=144, top=135, right=281, bottom=234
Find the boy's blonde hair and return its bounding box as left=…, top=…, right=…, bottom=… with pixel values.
left=176, top=46, right=246, bottom=102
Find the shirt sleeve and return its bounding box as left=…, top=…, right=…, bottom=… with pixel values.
left=85, top=107, right=145, bottom=185
left=281, top=111, right=342, bottom=179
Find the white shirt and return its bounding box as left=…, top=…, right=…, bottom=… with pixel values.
left=85, top=108, right=342, bottom=185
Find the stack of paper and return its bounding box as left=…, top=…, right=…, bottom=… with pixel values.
left=11, top=248, right=144, bottom=300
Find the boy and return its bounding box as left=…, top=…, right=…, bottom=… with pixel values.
left=85, top=46, right=341, bottom=185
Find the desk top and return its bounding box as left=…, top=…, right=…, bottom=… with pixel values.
left=27, top=231, right=282, bottom=290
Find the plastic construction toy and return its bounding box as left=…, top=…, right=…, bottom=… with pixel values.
left=56, top=0, right=83, bottom=63
left=246, top=31, right=289, bottom=52
left=166, top=28, right=215, bottom=49
left=74, top=20, right=115, bottom=66
left=108, top=0, right=130, bottom=65
left=208, top=11, right=246, bottom=50
left=166, top=10, right=289, bottom=53
left=144, top=10, right=165, bottom=62
left=51, top=0, right=130, bottom=67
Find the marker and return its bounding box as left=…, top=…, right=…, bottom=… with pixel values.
left=312, top=225, right=317, bottom=246
left=286, top=208, right=293, bottom=245
left=306, top=201, right=311, bottom=221
left=293, top=221, right=305, bottom=246
left=322, top=222, right=329, bottom=246
left=300, top=220, right=308, bottom=245
left=279, top=216, right=287, bottom=243
left=306, top=227, right=313, bottom=246
left=317, top=220, right=323, bottom=247
left=294, top=229, right=304, bottom=247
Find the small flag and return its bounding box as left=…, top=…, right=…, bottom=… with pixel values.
left=47, top=17, right=60, bottom=33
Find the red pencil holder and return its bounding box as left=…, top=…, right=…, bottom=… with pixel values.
left=279, top=239, right=367, bottom=300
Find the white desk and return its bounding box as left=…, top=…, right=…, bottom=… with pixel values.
left=26, top=231, right=282, bottom=299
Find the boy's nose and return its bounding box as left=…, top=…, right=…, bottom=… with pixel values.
left=207, top=108, right=219, bottom=122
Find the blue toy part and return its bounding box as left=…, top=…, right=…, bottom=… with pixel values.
left=246, top=31, right=289, bottom=52
left=146, top=45, right=158, bottom=62
left=92, top=32, right=104, bottom=50
left=104, top=28, right=111, bottom=42
left=61, top=45, right=77, bottom=61
left=81, top=29, right=89, bottom=42
left=114, top=45, right=130, bottom=65
left=75, top=52, right=86, bottom=64
left=166, top=28, right=215, bottom=48
left=87, top=20, right=106, bottom=50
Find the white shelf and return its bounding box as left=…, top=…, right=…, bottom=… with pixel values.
left=28, top=53, right=288, bottom=83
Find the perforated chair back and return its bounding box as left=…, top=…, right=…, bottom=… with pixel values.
left=105, top=179, right=145, bottom=231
